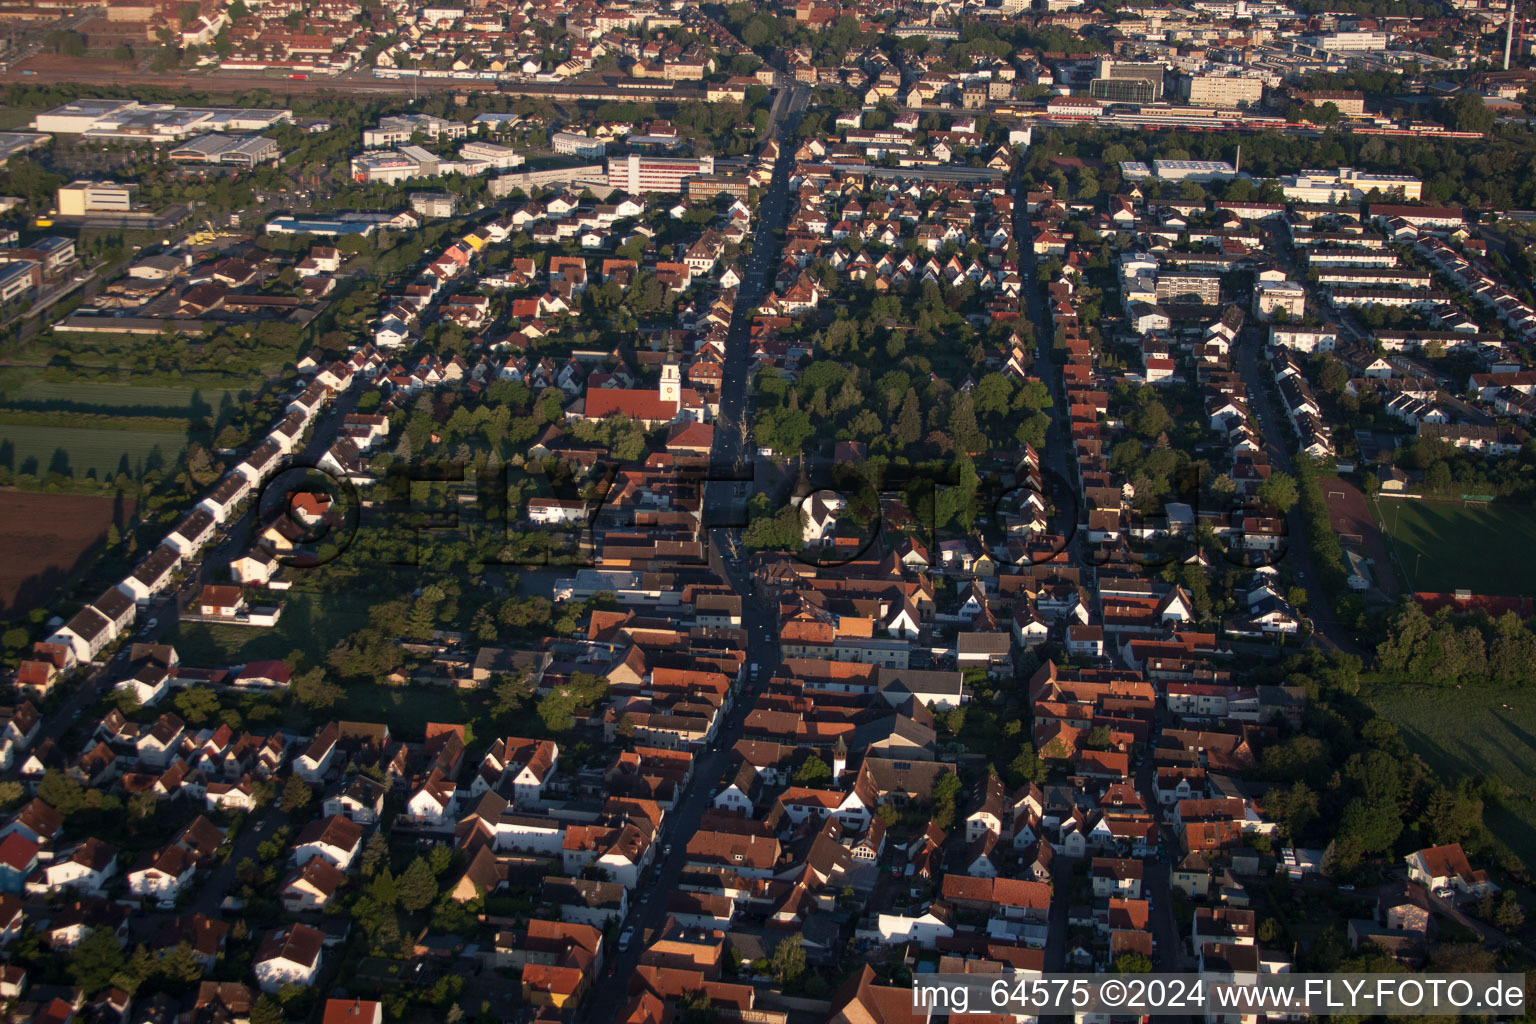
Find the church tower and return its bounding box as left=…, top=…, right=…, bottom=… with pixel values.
left=659, top=361, right=681, bottom=408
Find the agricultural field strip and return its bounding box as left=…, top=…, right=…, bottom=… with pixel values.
left=0, top=423, right=189, bottom=478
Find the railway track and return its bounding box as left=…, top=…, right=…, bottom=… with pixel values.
left=0, top=68, right=493, bottom=96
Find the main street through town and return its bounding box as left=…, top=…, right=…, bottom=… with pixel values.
left=577, top=84, right=807, bottom=1024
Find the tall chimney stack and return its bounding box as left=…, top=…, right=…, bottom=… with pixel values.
left=1506, top=0, right=1517, bottom=71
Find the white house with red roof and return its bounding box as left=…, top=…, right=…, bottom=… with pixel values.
left=1405, top=843, right=1495, bottom=897
left=233, top=661, right=292, bottom=690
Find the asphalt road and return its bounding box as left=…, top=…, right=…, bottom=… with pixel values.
left=1009, top=174, right=1098, bottom=592
left=1231, top=323, right=1360, bottom=655
left=577, top=88, right=807, bottom=1024
left=1135, top=708, right=1194, bottom=978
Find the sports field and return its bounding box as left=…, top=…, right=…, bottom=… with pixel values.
left=1371, top=497, right=1536, bottom=596
left=1369, top=682, right=1536, bottom=867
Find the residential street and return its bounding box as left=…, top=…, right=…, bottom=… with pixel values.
left=1011, top=168, right=1090, bottom=577
left=1135, top=711, right=1191, bottom=976
left=1231, top=324, right=1360, bottom=655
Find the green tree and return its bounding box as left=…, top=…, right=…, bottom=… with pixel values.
left=948, top=393, right=983, bottom=454
left=292, top=666, right=344, bottom=710
left=1007, top=744, right=1047, bottom=786
left=1113, top=952, right=1153, bottom=973
left=895, top=389, right=922, bottom=446
left=173, top=686, right=221, bottom=725
left=370, top=867, right=398, bottom=907
left=38, top=770, right=85, bottom=815
left=1257, top=472, right=1299, bottom=512
left=1426, top=461, right=1453, bottom=493
left=1493, top=891, right=1525, bottom=930
left=251, top=996, right=284, bottom=1024
left=361, top=832, right=390, bottom=877
left=398, top=856, right=439, bottom=913
left=793, top=756, right=831, bottom=785
left=1442, top=92, right=1494, bottom=134
left=129, top=789, right=158, bottom=821
left=280, top=776, right=312, bottom=814
left=536, top=692, right=577, bottom=733
left=770, top=934, right=806, bottom=986
left=1338, top=798, right=1402, bottom=855
left=931, top=770, right=962, bottom=829
left=68, top=927, right=127, bottom=995
left=1131, top=401, right=1170, bottom=439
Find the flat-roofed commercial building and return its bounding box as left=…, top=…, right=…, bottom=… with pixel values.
left=168, top=134, right=281, bottom=167
left=1182, top=74, right=1264, bottom=107
left=58, top=180, right=138, bottom=216
left=686, top=174, right=750, bottom=202
left=0, top=260, right=38, bottom=303
left=1150, top=159, right=1238, bottom=182
left=552, top=132, right=608, bottom=159
left=1088, top=59, right=1165, bottom=103
left=606, top=153, right=714, bottom=194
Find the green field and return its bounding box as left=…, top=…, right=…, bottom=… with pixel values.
left=1372, top=497, right=1536, bottom=596
left=0, top=108, right=44, bottom=131
left=166, top=592, right=376, bottom=667
left=1368, top=682, right=1536, bottom=867
left=0, top=376, right=261, bottom=480
left=0, top=423, right=187, bottom=479
left=1, top=380, right=250, bottom=416
left=332, top=684, right=490, bottom=744
left=167, top=592, right=491, bottom=742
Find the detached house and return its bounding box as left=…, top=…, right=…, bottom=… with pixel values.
left=293, top=815, right=365, bottom=871
left=295, top=723, right=340, bottom=782
left=127, top=844, right=198, bottom=906
left=1405, top=843, right=1495, bottom=897
left=406, top=770, right=458, bottom=826
left=473, top=737, right=558, bottom=804
left=323, top=776, right=387, bottom=825
left=26, top=838, right=117, bottom=896
left=254, top=924, right=325, bottom=992
left=281, top=858, right=347, bottom=913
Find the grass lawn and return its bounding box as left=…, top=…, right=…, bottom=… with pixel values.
left=1366, top=681, right=1536, bottom=868
left=1371, top=497, right=1536, bottom=596
left=0, top=108, right=46, bottom=131
left=333, top=684, right=491, bottom=744
left=168, top=592, right=493, bottom=743
left=167, top=591, right=376, bottom=667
